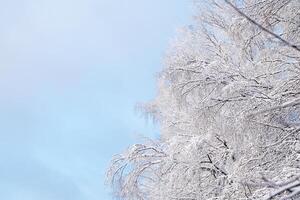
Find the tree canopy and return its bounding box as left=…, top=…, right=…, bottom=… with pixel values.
left=107, top=0, right=300, bottom=199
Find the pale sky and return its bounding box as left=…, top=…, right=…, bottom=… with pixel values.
left=0, top=0, right=192, bottom=199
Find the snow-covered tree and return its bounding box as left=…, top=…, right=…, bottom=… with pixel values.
left=107, top=0, right=300, bottom=199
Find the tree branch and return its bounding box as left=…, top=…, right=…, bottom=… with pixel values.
left=225, top=0, right=300, bottom=52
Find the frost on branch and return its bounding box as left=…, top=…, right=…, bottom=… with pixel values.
left=107, top=0, right=300, bottom=199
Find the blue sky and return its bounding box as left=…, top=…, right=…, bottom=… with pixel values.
left=0, top=1, right=192, bottom=199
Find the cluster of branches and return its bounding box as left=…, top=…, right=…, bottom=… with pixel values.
left=107, top=0, right=300, bottom=199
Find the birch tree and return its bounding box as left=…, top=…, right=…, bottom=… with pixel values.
left=107, top=0, right=300, bottom=199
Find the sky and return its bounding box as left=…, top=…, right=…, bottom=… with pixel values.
left=0, top=0, right=192, bottom=199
